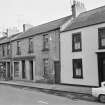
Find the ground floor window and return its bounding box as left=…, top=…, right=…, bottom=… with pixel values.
left=72, top=59, right=83, bottom=79
left=14, top=62, right=19, bottom=78
left=43, top=59, right=49, bottom=79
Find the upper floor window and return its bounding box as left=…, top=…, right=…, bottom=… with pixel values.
left=98, top=28, right=105, bottom=49
left=2, top=45, right=5, bottom=57
left=16, top=41, right=21, bottom=55
left=28, top=38, right=34, bottom=53
left=72, top=32, right=82, bottom=52
left=7, top=43, right=10, bottom=55
left=43, top=34, right=49, bottom=51
left=72, top=59, right=83, bottom=79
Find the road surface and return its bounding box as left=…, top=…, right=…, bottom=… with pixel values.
left=0, top=85, right=103, bottom=105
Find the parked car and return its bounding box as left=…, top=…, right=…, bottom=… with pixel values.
left=92, top=82, right=105, bottom=103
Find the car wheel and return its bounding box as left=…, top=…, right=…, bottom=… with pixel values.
left=99, top=94, right=105, bottom=103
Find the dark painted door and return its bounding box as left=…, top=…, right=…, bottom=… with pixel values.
left=22, top=60, right=26, bottom=79
left=30, top=60, right=33, bottom=80
left=98, top=53, right=105, bottom=86
left=54, top=61, right=60, bottom=83
left=102, top=58, right=105, bottom=81
left=7, top=62, right=10, bottom=79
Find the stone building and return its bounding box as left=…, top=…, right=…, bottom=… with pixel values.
left=0, top=33, right=21, bottom=80
left=10, top=16, right=71, bottom=83
left=0, top=36, right=11, bottom=80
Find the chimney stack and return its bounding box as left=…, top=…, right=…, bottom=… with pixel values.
left=71, top=0, right=86, bottom=18
left=23, top=24, right=33, bottom=32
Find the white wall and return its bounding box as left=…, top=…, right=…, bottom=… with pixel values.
left=60, top=23, right=105, bottom=86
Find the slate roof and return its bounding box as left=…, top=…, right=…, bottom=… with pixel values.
left=14, top=15, right=72, bottom=40
left=0, top=32, right=22, bottom=44
left=63, top=5, right=105, bottom=32
left=0, top=36, right=9, bottom=44
left=10, top=32, right=23, bottom=41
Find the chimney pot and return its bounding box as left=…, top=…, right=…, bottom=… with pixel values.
left=71, top=0, right=86, bottom=18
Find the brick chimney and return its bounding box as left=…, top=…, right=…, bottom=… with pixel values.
left=72, top=0, right=86, bottom=18
left=23, top=24, right=33, bottom=32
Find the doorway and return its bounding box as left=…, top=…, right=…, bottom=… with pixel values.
left=14, top=62, right=19, bottom=78
left=22, top=60, right=26, bottom=79
left=98, top=53, right=105, bottom=86
left=7, top=62, right=11, bottom=79
left=54, top=61, right=60, bottom=83
left=29, top=60, right=33, bottom=80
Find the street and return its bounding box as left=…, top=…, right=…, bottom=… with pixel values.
left=0, top=85, right=103, bottom=105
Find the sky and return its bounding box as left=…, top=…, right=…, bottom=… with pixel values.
left=0, top=0, right=105, bottom=31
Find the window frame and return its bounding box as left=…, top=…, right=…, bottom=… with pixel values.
left=98, top=27, right=105, bottom=49
left=28, top=38, right=34, bottom=53
left=72, top=59, right=83, bottom=79
left=7, top=43, right=10, bottom=56
left=43, top=58, right=49, bottom=76
left=16, top=41, right=21, bottom=55
left=2, top=44, right=5, bottom=57
left=72, top=32, right=82, bottom=52
left=43, top=34, right=49, bottom=51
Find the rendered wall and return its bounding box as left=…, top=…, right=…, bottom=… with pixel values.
left=60, top=23, right=105, bottom=86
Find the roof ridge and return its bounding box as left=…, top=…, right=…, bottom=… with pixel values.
left=0, top=36, right=7, bottom=40
left=9, top=32, right=22, bottom=38
left=12, top=15, right=72, bottom=41
left=79, top=5, right=105, bottom=15
left=30, top=15, right=71, bottom=29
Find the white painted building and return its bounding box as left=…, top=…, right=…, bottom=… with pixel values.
left=60, top=5, right=105, bottom=87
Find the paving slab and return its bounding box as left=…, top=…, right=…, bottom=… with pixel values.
left=0, top=80, right=92, bottom=95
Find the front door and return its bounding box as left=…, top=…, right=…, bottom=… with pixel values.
left=22, top=60, right=26, bottom=79
left=7, top=62, right=11, bottom=80
left=54, top=61, right=60, bottom=84
left=29, top=60, right=33, bottom=80
left=98, top=53, right=105, bottom=86
left=102, top=59, right=105, bottom=81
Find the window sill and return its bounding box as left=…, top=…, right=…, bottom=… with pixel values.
left=73, top=76, right=83, bottom=79
left=99, top=47, right=105, bottom=49
left=28, top=51, right=34, bottom=54
left=42, top=48, right=49, bottom=51
left=16, top=53, right=21, bottom=55
left=72, top=49, right=82, bottom=52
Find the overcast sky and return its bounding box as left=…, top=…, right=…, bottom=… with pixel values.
left=0, top=0, right=105, bottom=31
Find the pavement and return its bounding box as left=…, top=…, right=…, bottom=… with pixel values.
left=0, top=80, right=97, bottom=102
